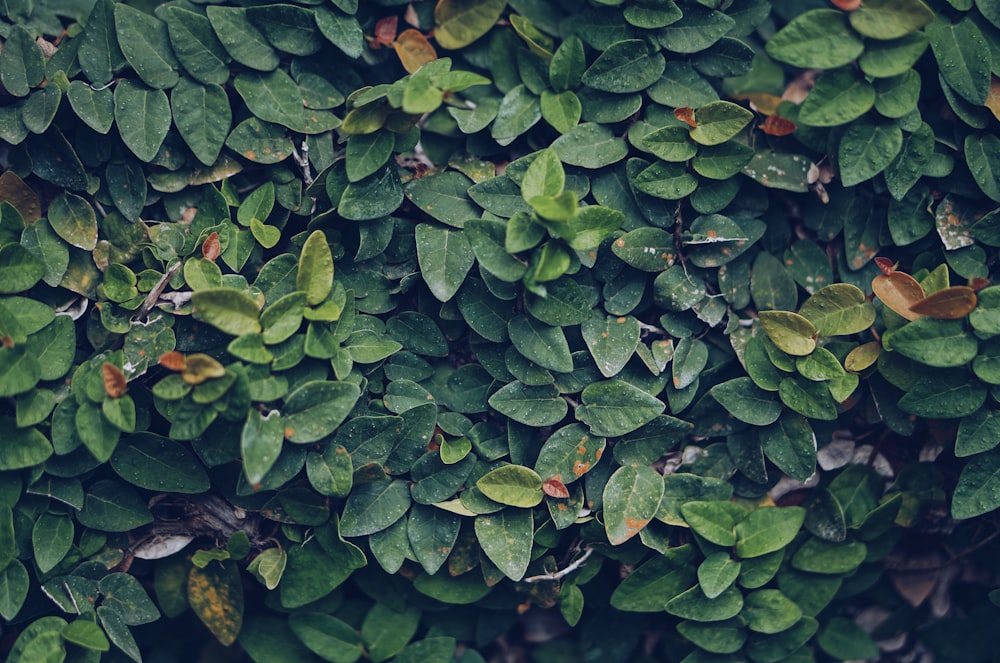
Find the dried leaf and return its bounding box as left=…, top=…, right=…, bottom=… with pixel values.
left=159, top=351, right=187, bottom=371
left=985, top=75, right=1000, bottom=122
left=872, top=271, right=924, bottom=320
left=542, top=478, right=570, bottom=499
left=674, top=107, right=697, bottom=128
left=202, top=232, right=221, bottom=261
left=181, top=353, right=227, bottom=385
left=761, top=114, right=797, bottom=136
left=0, top=171, right=41, bottom=223
left=371, top=15, right=397, bottom=49
left=831, top=0, right=862, bottom=10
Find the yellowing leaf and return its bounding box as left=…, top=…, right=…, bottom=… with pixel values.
left=758, top=311, right=818, bottom=356
left=187, top=561, right=244, bottom=646
left=0, top=171, right=41, bottom=222
left=986, top=76, right=1000, bottom=121
left=434, top=0, right=506, bottom=50
left=845, top=341, right=881, bottom=372
left=181, top=353, right=227, bottom=385
left=394, top=29, right=437, bottom=74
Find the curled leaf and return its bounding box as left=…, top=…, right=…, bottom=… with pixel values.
left=158, top=351, right=187, bottom=371
left=674, top=107, right=697, bottom=128
left=202, top=232, right=221, bottom=261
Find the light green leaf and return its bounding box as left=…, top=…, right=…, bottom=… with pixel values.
left=434, top=0, right=508, bottom=50
left=475, top=509, right=533, bottom=581
left=416, top=223, right=475, bottom=302
left=192, top=287, right=262, bottom=336
left=798, top=68, right=875, bottom=128
left=735, top=506, right=806, bottom=558
left=690, top=101, right=754, bottom=146
left=798, top=284, right=876, bottom=336
left=581, top=39, right=665, bottom=93
left=476, top=464, right=543, bottom=508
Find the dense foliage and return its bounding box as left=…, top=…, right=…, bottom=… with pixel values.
left=2, top=0, right=1000, bottom=660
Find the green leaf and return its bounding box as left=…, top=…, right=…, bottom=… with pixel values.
left=581, top=39, right=665, bottom=93
left=779, top=376, right=838, bottom=421
left=953, top=447, right=1000, bottom=518
left=698, top=551, right=741, bottom=599
left=551, top=122, right=629, bottom=169
left=666, top=585, right=744, bottom=622
left=956, top=408, right=1000, bottom=457
left=850, top=0, right=934, bottom=39
left=114, top=80, right=172, bottom=162
left=404, top=171, right=480, bottom=229
left=491, top=85, right=541, bottom=147
left=474, top=508, right=533, bottom=580
left=339, top=165, right=403, bottom=221
left=632, top=161, right=698, bottom=200
left=521, top=149, right=565, bottom=202
left=47, top=192, right=97, bottom=251
left=603, top=464, right=664, bottom=544
left=751, top=251, right=798, bottom=312
left=741, top=420, right=810, bottom=493
left=886, top=318, right=977, bottom=367
left=735, top=506, right=805, bottom=558
left=765, top=9, right=864, bottom=68
left=576, top=380, right=665, bottom=437
left=477, top=464, right=543, bottom=508
left=234, top=70, right=339, bottom=134
left=533, top=423, right=606, bottom=484
left=798, top=68, right=876, bottom=128
left=245, top=5, right=321, bottom=56
left=540, top=90, right=582, bottom=134
left=114, top=3, right=179, bottom=89
left=283, top=381, right=360, bottom=444
left=898, top=371, right=987, bottom=419
left=0, top=26, right=45, bottom=97
left=78, top=479, right=153, bottom=532
left=434, top=0, right=507, bottom=50
left=0, top=419, right=50, bottom=469
left=415, top=223, right=475, bottom=303
left=839, top=117, right=903, bottom=187
left=965, top=133, right=1000, bottom=203
left=345, top=132, right=395, bottom=183
left=711, top=377, right=782, bottom=426
left=657, top=4, right=735, bottom=53
left=297, top=230, right=334, bottom=306
left=690, top=101, right=754, bottom=146
left=637, top=125, right=697, bottom=163
left=66, top=81, right=114, bottom=134
left=171, top=78, right=232, bottom=167
left=489, top=381, right=567, bottom=426
left=818, top=617, right=880, bottom=661
left=192, top=287, right=262, bottom=336
left=206, top=6, right=278, bottom=71
left=681, top=501, right=743, bottom=546
left=926, top=16, right=990, bottom=105
left=791, top=537, right=867, bottom=574
left=508, top=315, right=573, bottom=373
left=582, top=312, right=640, bottom=378
left=315, top=7, right=364, bottom=59
left=289, top=612, right=363, bottom=663
left=799, top=284, right=876, bottom=336
left=241, top=409, right=284, bottom=486
left=0, top=244, right=43, bottom=295
left=110, top=433, right=210, bottom=493
left=0, top=559, right=29, bottom=621
left=162, top=6, right=231, bottom=85
left=743, top=589, right=803, bottom=634
left=340, top=480, right=411, bottom=537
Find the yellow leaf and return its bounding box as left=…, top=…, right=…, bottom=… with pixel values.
left=394, top=29, right=437, bottom=74
left=434, top=0, right=506, bottom=50
left=985, top=76, right=1000, bottom=121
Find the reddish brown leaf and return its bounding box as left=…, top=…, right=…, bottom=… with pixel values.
left=102, top=363, right=127, bottom=398
left=970, top=277, right=991, bottom=291
left=874, top=257, right=896, bottom=276
left=202, top=232, right=221, bottom=261
left=0, top=171, right=41, bottom=223
left=542, top=478, right=570, bottom=499
left=760, top=114, right=797, bottom=136
left=371, top=15, right=398, bottom=49
left=158, top=351, right=187, bottom=371
left=831, top=0, right=862, bottom=9
left=394, top=29, right=437, bottom=74
left=674, top=107, right=697, bottom=128
left=872, top=271, right=925, bottom=321
left=909, top=286, right=977, bottom=319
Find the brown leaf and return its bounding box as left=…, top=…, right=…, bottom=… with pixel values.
left=394, top=29, right=437, bottom=74
left=831, top=0, right=862, bottom=10
left=969, top=277, right=991, bottom=291
left=872, top=272, right=925, bottom=321
left=874, top=257, right=896, bottom=276
left=542, top=478, right=570, bottom=499
left=102, top=363, right=128, bottom=399
left=159, top=351, right=187, bottom=371
left=909, top=286, right=977, bottom=319
left=202, top=232, right=221, bottom=261
left=760, top=114, right=797, bottom=136
left=674, top=107, right=697, bottom=128
left=0, top=171, right=41, bottom=223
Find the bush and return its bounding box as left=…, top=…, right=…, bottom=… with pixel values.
left=2, top=0, right=1000, bottom=660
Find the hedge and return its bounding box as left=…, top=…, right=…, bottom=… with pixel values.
left=2, top=0, right=1000, bottom=661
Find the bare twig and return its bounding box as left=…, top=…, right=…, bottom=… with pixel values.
left=522, top=547, right=594, bottom=583
left=292, top=140, right=313, bottom=186
left=135, top=261, right=182, bottom=322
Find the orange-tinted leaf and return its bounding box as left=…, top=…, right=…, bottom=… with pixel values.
left=872, top=272, right=924, bottom=320
left=738, top=92, right=783, bottom=115
left=874, top=257, right=896, bottom=276
left=761, top=114, right=797, bottom=136
left=394, top=29, right=437, bottom=74
left=970, top=277, right=991, bottom=291
left=187, top=561, right=244, bottom=646
left=542, top=478, right=570, bottom=499
left=909, top=286, right=977, bottom=319
left=0, top=171, right=41, bottom=223
left=674, top=107, right=697, bottom=128
left=102, top=363, right=127, bottom=398
left=159, top=351, right=187, bottom=371
left=202, top=232, right=221, bottom=261
left=831, top=0, right=862, bottom=10
left=371, top=15, right=398, bottom=49
left=181, top=353, right=227, bottom=385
